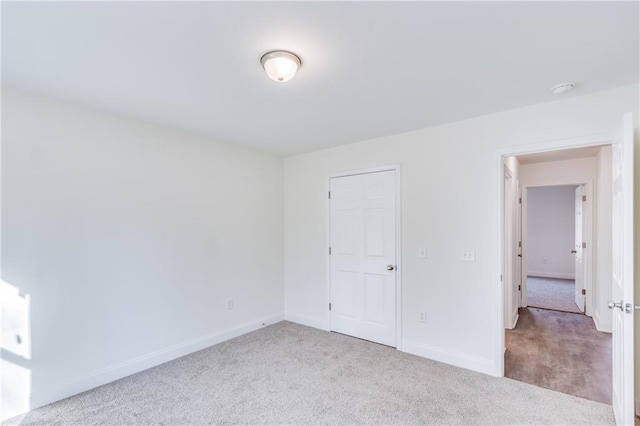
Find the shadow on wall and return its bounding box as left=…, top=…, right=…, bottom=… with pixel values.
left=1, top=280, right=32, bottom=420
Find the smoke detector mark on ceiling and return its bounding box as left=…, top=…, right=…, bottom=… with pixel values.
left=551, top=82, right=576, bottom=95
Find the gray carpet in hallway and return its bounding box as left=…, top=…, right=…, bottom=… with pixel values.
left=527, top=277, right=582, bottom=313
left=505, top=307, right=612, bottom=404
left=7, top=321, right=614, bottom=425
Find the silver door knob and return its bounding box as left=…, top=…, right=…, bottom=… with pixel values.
left=386, top=265, right=395, bottom=271
left=608, top=300, right=623, bottom=311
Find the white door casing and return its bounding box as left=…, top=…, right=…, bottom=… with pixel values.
left=521, top=188, right=529, bottom=308
left=503, top=165, right=519, bottom=329
left=574, top=185, right=586, bottom=313
left=504, top=169, right=513, bottom=328
left=610, top=112, right=634, bottom=426
left=329, top=170, right=397, bottom=347
left=516, top=183, right=523, bottom=308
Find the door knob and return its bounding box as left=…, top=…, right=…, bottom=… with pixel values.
left=386, top=265, right=395, bottom=271
left=608, top=300, right=624, bottom=311
left=571, top=250, right=577, bottom=254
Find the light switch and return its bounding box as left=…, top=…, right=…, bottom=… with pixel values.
left=418, top=247, right=427, bottom=258
left=461, top=250, right=475, bottom=262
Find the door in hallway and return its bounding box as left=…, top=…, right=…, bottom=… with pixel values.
left=329, top=170, right=397, bottom=347
left=610, top=113, right=635, bottom=426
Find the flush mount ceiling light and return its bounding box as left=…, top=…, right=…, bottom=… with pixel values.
left=260, top=50, right=301, bottom=83
left=551, top=82, right=575, bottom=95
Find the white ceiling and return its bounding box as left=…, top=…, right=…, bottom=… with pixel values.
left=2, top=2, right=638, bottom=156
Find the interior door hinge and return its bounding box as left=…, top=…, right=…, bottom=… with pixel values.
left=519, top=197, right=522, bottom=204
left=328, top=191, right=331, bottom=199
left=518, top=241, right=522, bottom=248
left=500, top=274, right=503, bottom=281
left=582, top=195, right=587, bottom=202
left=518, top=285, right=521, bottom=291
left=329, top=303, right=332, bottom=311
left=582, top=289, right=586, bottom=295
left=329, top=247, right=332, bottom=255
left=582, top=242, right=587, bottom=249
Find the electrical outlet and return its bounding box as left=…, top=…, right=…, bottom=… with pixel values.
left=461, top=249, right=475, bottom=262
left=418, top=247, right=427, bottom=258
left=419, top=310, right=426, bottom=323
left=226, top=298, right=234, bottom=311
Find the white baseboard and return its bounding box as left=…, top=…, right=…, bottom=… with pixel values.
left=527, top=271, right=575, bottom=280
left=506, top=313, right=519, bottom=330
left=284, top=311, right=330, bottom=331
left=1, top=311, right=284, bottom=421
left=402, top=339, right=497, bottom=377
left=287, top=313, right=498, bottom=377
left=592, top=310, right=612, bottom=333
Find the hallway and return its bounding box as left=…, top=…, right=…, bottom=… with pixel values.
left=505, top=307, right=611, bottom=404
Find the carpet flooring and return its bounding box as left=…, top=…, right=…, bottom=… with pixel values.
left=7, top=321, right=614, bottom=425
left=527, top=277, right=582, bottom=313
left=505, top=307, right=612, bottom=404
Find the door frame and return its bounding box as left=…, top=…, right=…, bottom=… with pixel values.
left=503, top=165, right=518, bottom=329
left=493, top=133, right=613, bottom=376
left=519, top=181, right=594, bottom=317
left=326, top=164, right=402, bottom=350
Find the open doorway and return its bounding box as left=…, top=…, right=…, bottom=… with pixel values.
left=525, top=185, right=584, bottom=314
left=502, top=144, right=613, bottom=405
left=497, top=113, right=635, bottom=424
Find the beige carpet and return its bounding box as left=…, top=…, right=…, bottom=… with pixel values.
left=6, top=322, right=614, bottom=425
left=527, top=276, right=582, bottom=313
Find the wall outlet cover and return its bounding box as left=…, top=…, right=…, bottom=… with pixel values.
left=461, top=250, right=475, bottom=262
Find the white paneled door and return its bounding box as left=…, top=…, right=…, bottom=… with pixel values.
left=329, top=170, right=397, bottom=347
left=574, top=185, right=585, bottom=313
left=610, top=113, right=635, bottom=426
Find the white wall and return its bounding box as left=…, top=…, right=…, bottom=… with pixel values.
left=283, top=84, right=638, bottom=376
left=526, top=185, right=577, bottom=280
left=520, top=157, right=598, bottom=187
left=1, top=87, right=284, bottom=418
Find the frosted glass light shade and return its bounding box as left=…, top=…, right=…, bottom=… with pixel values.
left=260, top=51, right=301, bottom=83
